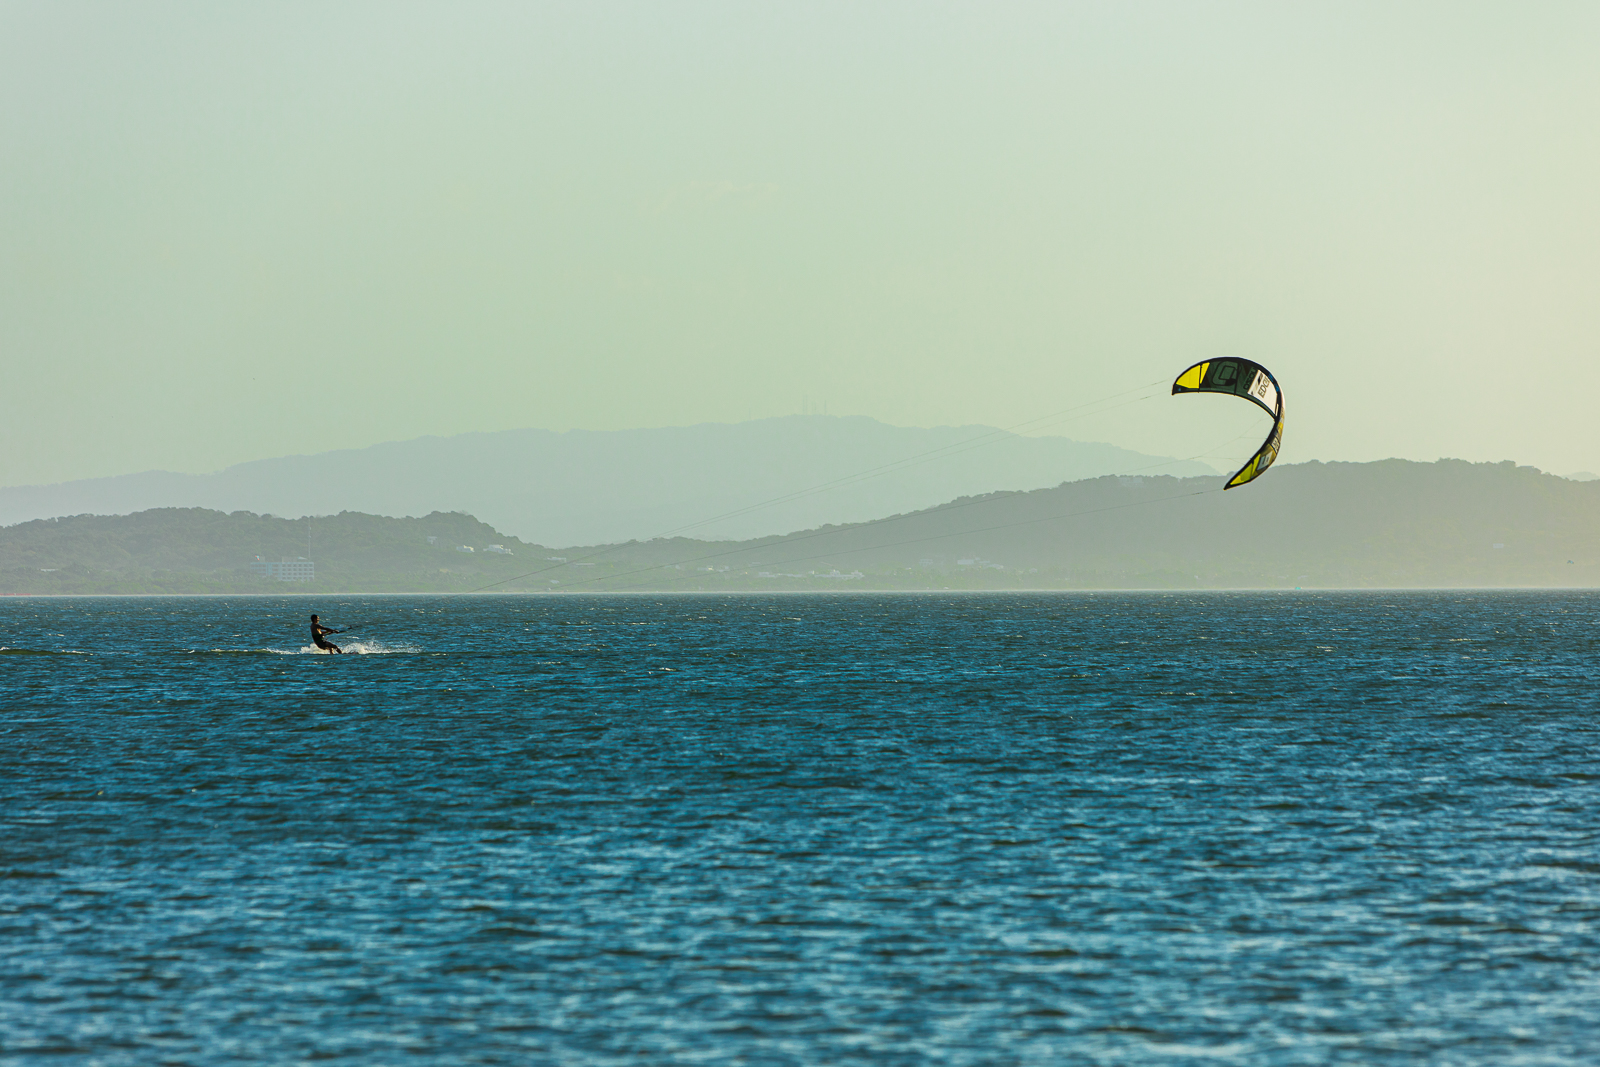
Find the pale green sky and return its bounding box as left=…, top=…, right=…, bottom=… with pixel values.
left=4, top=1, right=1599, bottom=487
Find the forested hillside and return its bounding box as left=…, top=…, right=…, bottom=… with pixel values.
left=0, top=510, right=550, bottom=594
left=689, top=459, right=1600, bottom=589
left=2, top=460, right=1597, bottom=593
left=0, top=415, right=1216, bottom=545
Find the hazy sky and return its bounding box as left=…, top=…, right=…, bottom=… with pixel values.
left=5, top=1, right=1599, bottom=487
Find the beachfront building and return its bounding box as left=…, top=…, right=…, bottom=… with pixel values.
left=250, top=556, right=315, bottom=582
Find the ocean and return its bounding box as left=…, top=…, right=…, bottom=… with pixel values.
left=3, top=591, right=1598, bottom=1065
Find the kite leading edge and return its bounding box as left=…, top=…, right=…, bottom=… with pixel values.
left=1171, top=358, right=1284, bottom=489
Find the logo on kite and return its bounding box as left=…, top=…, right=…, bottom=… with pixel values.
left=1171, top=359, right=1284, bottom=489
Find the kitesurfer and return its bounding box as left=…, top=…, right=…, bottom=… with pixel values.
left=310, top=614, right=343, bottom=654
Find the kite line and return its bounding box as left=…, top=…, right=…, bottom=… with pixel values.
left=459, top=357, right=1284, bottom=594
left=458, top=376, right=1191, bottom=594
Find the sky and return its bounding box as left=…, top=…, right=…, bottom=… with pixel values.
left=4, top=1, right=1600, bottom=488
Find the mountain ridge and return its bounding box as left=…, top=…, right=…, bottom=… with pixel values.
left=2, top=458, right=1596, bottom=593
left=0, top=416, right=1216, bottom=545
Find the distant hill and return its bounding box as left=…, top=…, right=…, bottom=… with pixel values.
left=677, top=458, right=1600, bottom=589
left=0, top=416, right=1215, bottom=546
left=2, top=459, right=1596, bottom=594
left=0, top=509, right=550, bottom=595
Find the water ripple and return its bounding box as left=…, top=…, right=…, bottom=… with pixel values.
left=2, top=591, right=1598, bottom=1064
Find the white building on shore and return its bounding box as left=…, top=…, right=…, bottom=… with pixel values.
left=250, top=557, right=315, bottom=582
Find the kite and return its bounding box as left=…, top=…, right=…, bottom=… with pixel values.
left=1171, top=358, right=1283, bottom=489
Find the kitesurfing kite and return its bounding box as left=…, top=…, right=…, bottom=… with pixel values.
left=1171, top=358, right=1283, bottom=489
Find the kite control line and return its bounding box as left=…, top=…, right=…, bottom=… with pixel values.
left=460, top=377, right=1174, bottom=595
left=459, top=361, right=1285, bottom=595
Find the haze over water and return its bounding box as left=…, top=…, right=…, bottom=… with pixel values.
left=4, top=591, right=1598, bottom=1064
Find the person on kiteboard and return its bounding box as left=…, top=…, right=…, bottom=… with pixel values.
left=310, top=614, right=344, bottom=654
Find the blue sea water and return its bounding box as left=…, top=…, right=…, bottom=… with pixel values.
left=2, top=591, right=1598, bottom=1065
